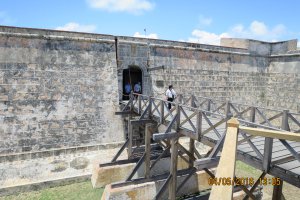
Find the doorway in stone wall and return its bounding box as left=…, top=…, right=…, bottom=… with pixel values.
left=123, top=66, right=143, bottom=100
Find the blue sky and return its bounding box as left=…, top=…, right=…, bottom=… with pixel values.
left=1, top=0, right=300, bottom=47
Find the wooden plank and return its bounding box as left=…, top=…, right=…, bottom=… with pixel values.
left=239, top=126, right=300, bottom=142
left=209, top=118, right=239, bottom=200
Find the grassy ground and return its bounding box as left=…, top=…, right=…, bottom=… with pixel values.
left=0, top=181, right=104, bottom=200
left=1, top=162, right=299, bottom=200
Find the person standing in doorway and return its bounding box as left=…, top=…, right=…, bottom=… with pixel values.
left=125, top=82, right=132, bottom=99
left=165, top=85, right=177, bottom=109
left=134, top=82, right=141, bottom=99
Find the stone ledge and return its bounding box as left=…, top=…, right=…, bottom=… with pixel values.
left=0, top=141, right=124, bottom=164
left=0, top=174, right=91, bottom=197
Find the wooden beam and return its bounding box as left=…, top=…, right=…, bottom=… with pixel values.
left=194, top=157, right=220, bottom=170
left=209, top=118, right=239, bottom=200
left=153, top=131, right=178, bottom=141
left=130, top=119, right=154, bottom=124
left=240, top=126, right=300, bottom=142
left=115, top=111, right=132, bottom=115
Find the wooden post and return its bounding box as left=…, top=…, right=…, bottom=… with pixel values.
left=178, top=94, right=182, bottom=104
left=176, top=104, right=180, bottom=130
left=130, top=91, right=134, bottom=111
left=191, top=95, right=196, bottom=108
left=138, top=95, right=142, bottom=115
left=209, top=118, right=239, bottom=200
left=145, top=123, right=153, bottom=179
left=272, top=183, right=283, bottom=200
left=207, top=99, right=211, bottom=112
left=225, top=100, right=231, bottom=118
left=169, top=137, right=178, bottom=200
left=281, top=110, right=290, bottom=131
left=189, top=139, right=195, bottom=167
left=196, top=111, right=202, bottom=141
left=160, top=100, right=164, bottom=124
left=149, top=97, right=152, bottom=119
left=271, top=110, right=290, bottom=199
left=249, top=106, right=256, bottom=127
left=263, top=137, right=273, bottom=172
left=250, top=107, right=256, bottom=122
left=128, top=118, right=133, bottom=158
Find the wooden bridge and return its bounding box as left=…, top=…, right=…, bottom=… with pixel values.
left=103, top=93, right=300, bottom=200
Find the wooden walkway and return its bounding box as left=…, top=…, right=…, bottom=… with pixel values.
left=115, top=93, right=300, bottom=199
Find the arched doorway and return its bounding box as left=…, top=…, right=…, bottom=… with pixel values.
left=123, top=66, right=143, bottom=100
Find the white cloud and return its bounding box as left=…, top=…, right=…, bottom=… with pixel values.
left=188, top=30, right=230, bottom=45
left=199, top=15, right=212, bottom=26
left=55, top=22, right=97, bottom=33
left=188, top=20, right=291, bottom=45
left=87, top=0, right=154, bottom=14
left=250, top=21, right=268, bottom=35
left=133, top=31, right=158, bottom=39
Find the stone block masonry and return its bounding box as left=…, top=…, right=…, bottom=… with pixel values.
left=0, top=27, right=124, bottom=155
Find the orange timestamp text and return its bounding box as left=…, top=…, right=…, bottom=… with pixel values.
left=208, top=177, right=282, bottom=186
left=208, top=177, right=254, bottom=186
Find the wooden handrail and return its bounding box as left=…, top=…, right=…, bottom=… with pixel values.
left=239, top=126, right=300, bottom=142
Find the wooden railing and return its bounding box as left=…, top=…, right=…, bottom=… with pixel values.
left=211, top=118, right=300, bottom=200
left=115, top=93, right=300, bottom=200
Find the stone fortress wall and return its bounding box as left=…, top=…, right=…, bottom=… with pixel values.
left=0, top=26, right=299, bottom=190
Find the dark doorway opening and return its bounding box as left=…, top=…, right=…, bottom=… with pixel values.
left=123, top=66, right=142, bottom=100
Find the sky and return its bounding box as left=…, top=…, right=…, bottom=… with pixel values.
left=1, top=0, right=300, bottom=47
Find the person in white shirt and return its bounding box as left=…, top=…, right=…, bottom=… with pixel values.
left=165, top=85, right=177, bottom=109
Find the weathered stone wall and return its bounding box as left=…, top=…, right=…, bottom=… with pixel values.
left=0, top=27, right=124, bottom=155
left=148, top=42, right=300, bottom=112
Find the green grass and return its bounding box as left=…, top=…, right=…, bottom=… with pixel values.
left=0, top=181, right=104, bottom=200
